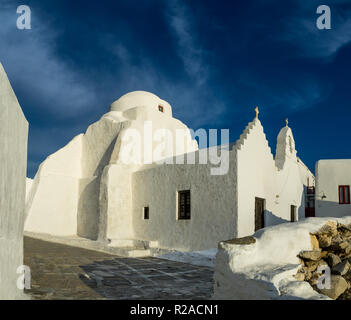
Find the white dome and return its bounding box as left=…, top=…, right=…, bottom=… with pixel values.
left=109, top=91, right=172, bottom=116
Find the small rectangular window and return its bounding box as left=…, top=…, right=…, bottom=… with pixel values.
left=290, top=205, right=297, bottom=222
left=178, top=190, right=191, bottom=220
left=143, top=206, right=149, bottom=219
left=158, top=105, right=164, bottom=112
left=339, top=186, right=350, bottom=204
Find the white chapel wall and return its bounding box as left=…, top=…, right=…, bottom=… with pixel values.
left=131, top=147, right=237, bottom=251
left=235, top=118, right=314, bottom=237
left=24, top=134, right=83, bottom=236
left=236, top=119, right=277, bottom=237
left=97, top=93, right=198, bottom=243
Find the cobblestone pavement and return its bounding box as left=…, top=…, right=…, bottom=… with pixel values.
left=24, top=237, right=214, bottom=300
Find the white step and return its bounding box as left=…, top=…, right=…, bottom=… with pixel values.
left=108, top=239, right=145, bottom=248
left=148, top=240, right=159, bottom=248
left=127, top=249, right=151, bottom=258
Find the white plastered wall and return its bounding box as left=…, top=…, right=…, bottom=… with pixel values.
left=77, top=118, right=123, bottom=240
left=130, top=147, right=237, bottom=251
left=274, top=127, right=313, bottom=222
left=0, top=63, right=28, bottom=299
left=98, top=95, right=198, bottom=243
left=297, top=158, right=315, bottom=219
left=24, top=89, right=314, bottom=250
left=236, top=119, right=277, bottom=237
left=273, top=159, right=308, bottom=223
left=25, top=134, right=83, bottom=235
left=25, top=115, right=123, bottom=237
left=25, top=90, right=197, bottom=241
left=98, top=163, right=134, bottom=242
left=315, top=159, right=351, bottom=217
left=236, top=119, right=313, bottom=237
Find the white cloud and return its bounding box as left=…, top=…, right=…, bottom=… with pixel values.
left=165, top=0, right=209, bottom=86
left=107, top=42, right=226, bottom=128
left=0, top=5, right=104, bottom=177
left=277, top=1, right=351, bottom=59
left=0, top=7, right=99, bottom=119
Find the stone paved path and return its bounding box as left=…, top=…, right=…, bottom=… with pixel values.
left=24, top=237, right=214, bottom=300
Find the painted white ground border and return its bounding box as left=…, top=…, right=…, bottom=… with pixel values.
left=213, top=217, right=351, bottom=300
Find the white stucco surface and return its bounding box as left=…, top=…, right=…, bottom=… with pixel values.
left=26, top=178, right=33, bottom=201
left=236, top=119, right=314, bottom=237
left=315, top=159, right=351, bottom=218
left=0, top=63, right=28, bottom=299
left=213, top=217, right=351, bottom=300
left=25, top=134, right=84, bottom=236
left=132, top=147, right=236, bottom=251
left=25, top=90, right=314, bottom=253
left=109, top=91, right=173, bottom=117
left=25, top=91, right=198, bottom=244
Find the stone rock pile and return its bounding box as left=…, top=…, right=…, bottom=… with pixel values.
left=295, top=221, right=351, bottom=300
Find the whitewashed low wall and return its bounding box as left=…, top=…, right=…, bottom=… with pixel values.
left=213, top=217, right=351, bottom=300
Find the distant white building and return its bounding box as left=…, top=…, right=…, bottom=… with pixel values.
left=315, top=160, right=351, bottom=218
left=25, top=91, right=314, bottom=251
left=0, top=63, right=28, bottom=299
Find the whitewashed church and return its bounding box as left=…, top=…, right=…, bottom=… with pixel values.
left=25, top=91, right=314, bottom=251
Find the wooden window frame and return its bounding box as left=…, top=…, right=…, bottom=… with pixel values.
left=143, top=206, right=149, bottom=220
left=339, top=185, right=350, bottom=204
left=178, top=190, right=191, bottom=220
left=158, top=105, right=164, bottom=113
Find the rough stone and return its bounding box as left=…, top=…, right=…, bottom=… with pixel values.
left=310, top=272, right=323, bottom=286
left=317, top=234, right=332, bottom=248
left=327, top=253, right=342, bottom=267
left=339, top=241, right=350, bottom=250
left=294, top=272, right=305, bottom=281
left=332, top=260, right=350, bottom=276
left=310, top=234, right=320, bottom=250
left=298, top=250, right=322, bottom=261
left=293, top=221, right=351, bottom=299
left=318, top=275, right=348, bottom=300
left=223, top=236, right=256, bottom=245
left=318, top=221, right=338, bottom=237
left=318, top=259, right=328, bottom=267
left=304, top=260, right=319, bottom=272
left=329, top=241, right=351, bottom=253
left=338, top=223, right=351, bottom=229
left=337, top=223, right=351, bottom=237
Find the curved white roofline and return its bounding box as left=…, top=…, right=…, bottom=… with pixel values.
left=109, top=91, right=172, bottom=116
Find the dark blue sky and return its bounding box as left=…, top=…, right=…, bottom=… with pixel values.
left=1, top=0, right=351, bottom=177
